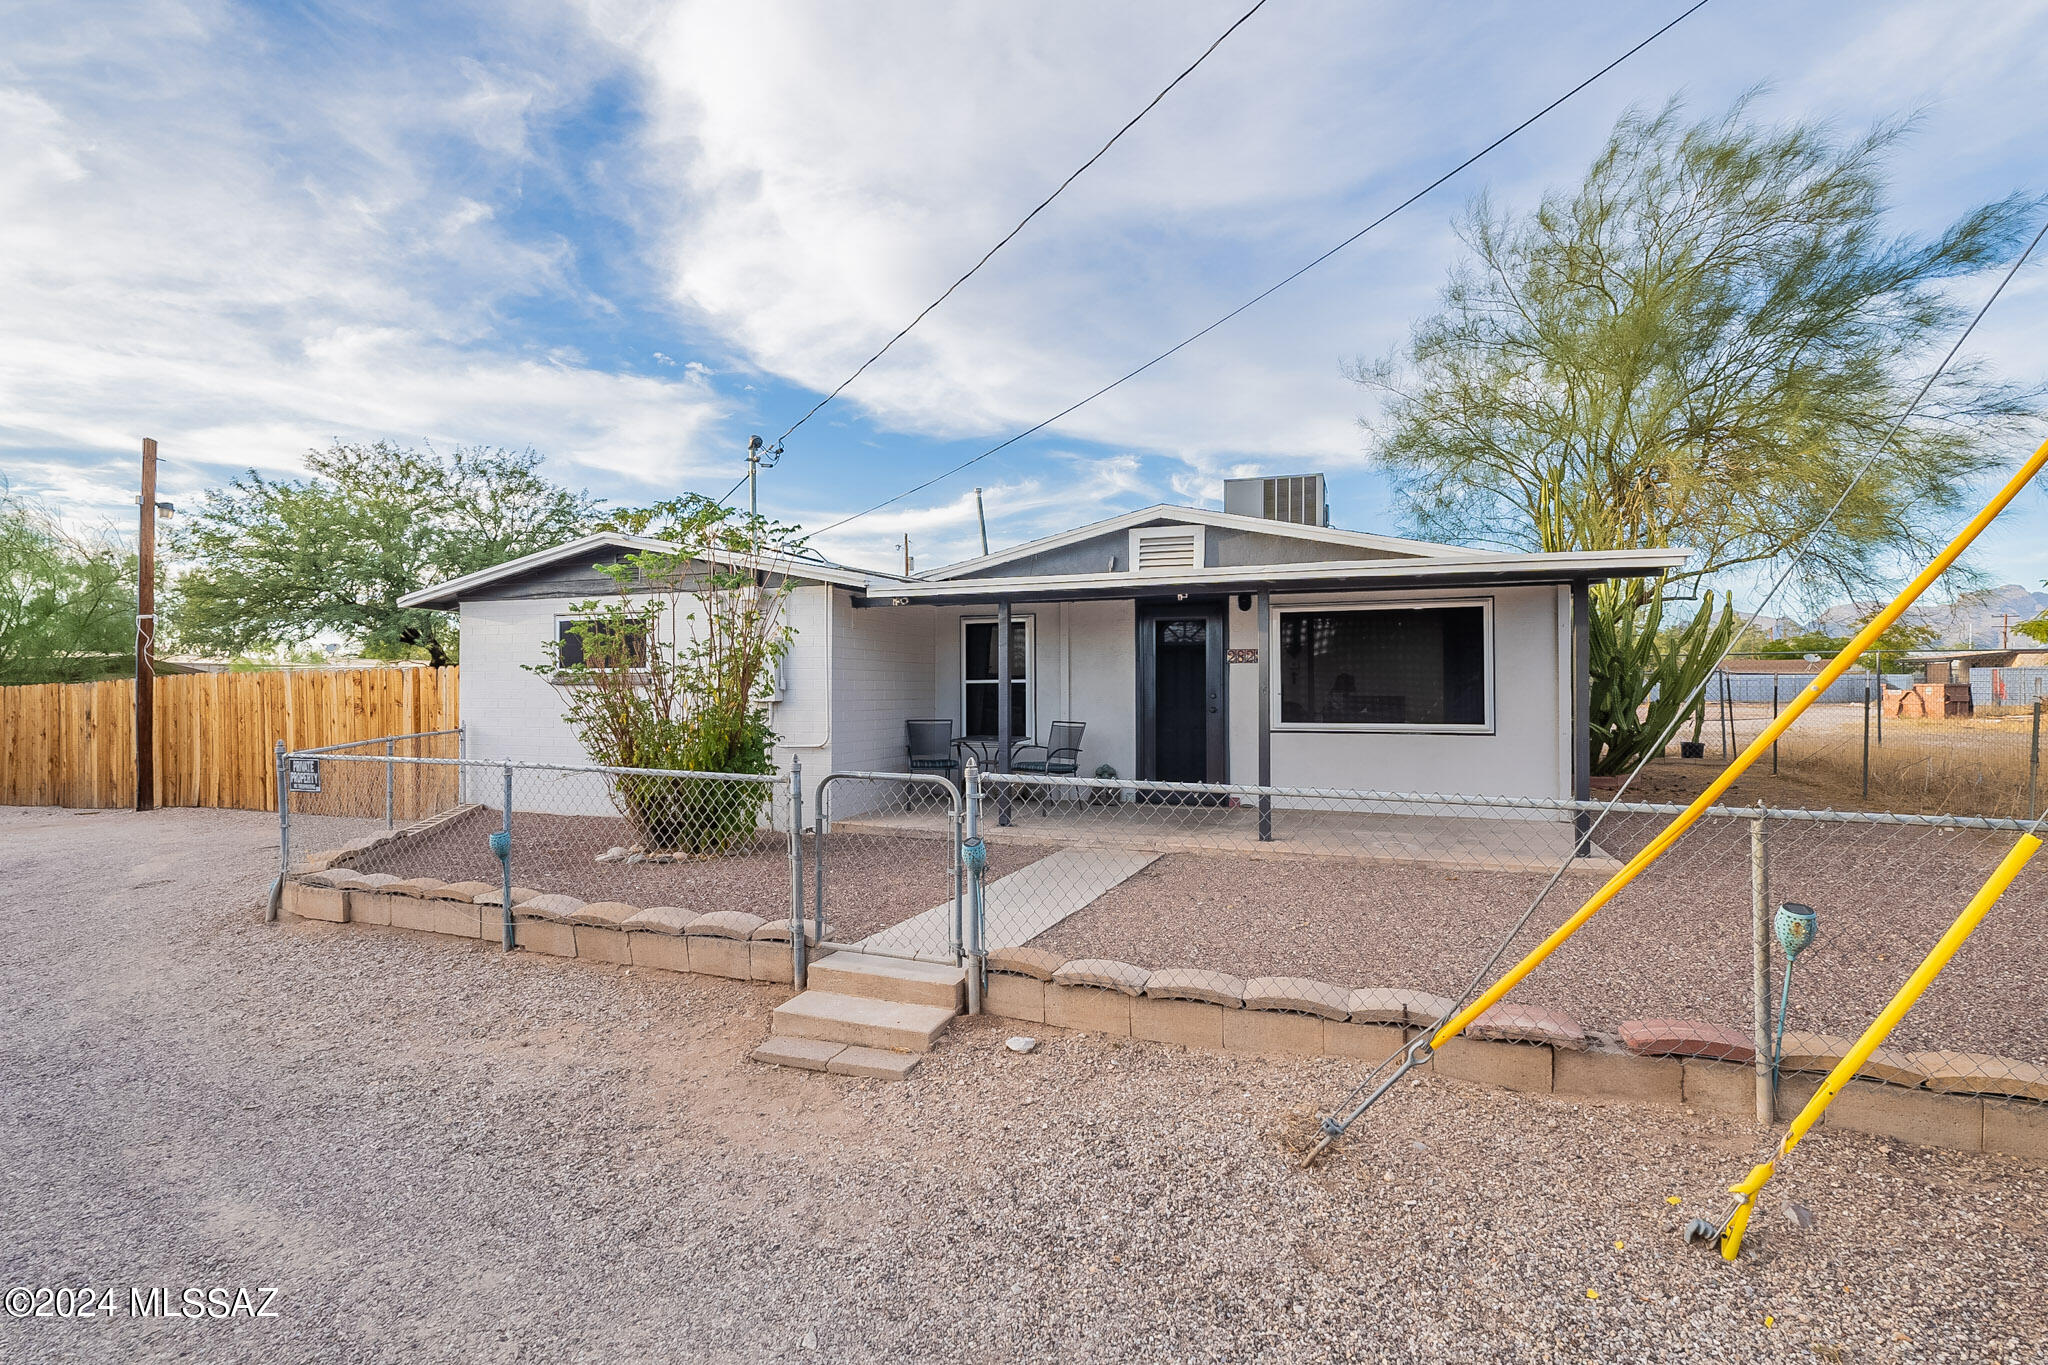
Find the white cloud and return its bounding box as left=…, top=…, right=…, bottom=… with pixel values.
left=0, top=0, right=728, bottom=516
left=611, top=0, right=2048, bottom=537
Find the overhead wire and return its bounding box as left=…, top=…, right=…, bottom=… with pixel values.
left=767, top=0, right=1277, bottom=453
left=809, top=0, right=1716, bottom=538
left=1305, top=209, right=2048, bottom=1160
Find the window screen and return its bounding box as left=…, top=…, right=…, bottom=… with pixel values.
left=556, top=618, right=648, bottom=670
left=963, top=619, right=1030, bottom=738
left=1278, top=605, right=1487, bottom=727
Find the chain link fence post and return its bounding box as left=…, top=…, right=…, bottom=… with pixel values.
left=788, top=757, right=807, bottom=989
left=963, top=758, right=983, bottom=1015
left=1751, top=804, right=1774, bottom=1124
left=269, top=739, right=289, bottom=922
left=2031, top=698, right=2041, bottom=821
left=1862, top=682, right=1873, bottom=802
left=493, top=763, right=515, bottom=951
left=1770, top=675, right=1780, bottom=775
left=384, top=737, right=396, bottom=829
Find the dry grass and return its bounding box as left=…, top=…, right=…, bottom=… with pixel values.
left=1673, top=701, right=2043, bottom=818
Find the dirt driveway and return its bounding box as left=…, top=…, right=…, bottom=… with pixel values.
left=3, top=806, right=2045, bottom=1363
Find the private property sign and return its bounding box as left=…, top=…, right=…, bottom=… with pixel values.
left=287, top=757, right=321, bottom=793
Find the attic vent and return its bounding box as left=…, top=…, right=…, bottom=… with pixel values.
left=1129, top=525, right=1205, bottom=574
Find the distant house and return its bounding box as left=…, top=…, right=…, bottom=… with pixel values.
left=399, top=475, right=1685, bottom=806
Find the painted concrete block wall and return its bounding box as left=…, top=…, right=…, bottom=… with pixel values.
left=458, top=586, right=838, bottom=817
left=767, top=585, right=834, bottom=814
left=828, top=596, right=938, bottom=776
left=1261, top=585, right=1568, bottom=798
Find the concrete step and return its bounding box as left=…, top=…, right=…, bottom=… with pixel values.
left=807, top=952, right=966, bottom=1011
left=770, top=991, right=955, bottom=1053
left=749, top=1036, right=923, bottom=1081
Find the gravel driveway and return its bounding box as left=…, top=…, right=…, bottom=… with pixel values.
left=4, top=805, right=2046, bottom=1362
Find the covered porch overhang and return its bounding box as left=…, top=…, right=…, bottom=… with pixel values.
left=847, top=548, right=1686, bottom=827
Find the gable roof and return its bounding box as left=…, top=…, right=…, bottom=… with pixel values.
left=921, top=503, right=1471, bottom=580
left=395, top=532, right=900, bottom=611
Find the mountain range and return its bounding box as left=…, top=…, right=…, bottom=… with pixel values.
left=1809, top=584, right=2048, bottom=648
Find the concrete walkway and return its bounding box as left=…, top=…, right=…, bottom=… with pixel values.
left=855, top=846, right=1160, bottom=963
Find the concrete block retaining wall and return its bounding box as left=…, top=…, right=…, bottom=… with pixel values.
left=279, top=874, right=2047, bottom=1163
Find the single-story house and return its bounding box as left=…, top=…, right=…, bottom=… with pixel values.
left=399, top=475, right=1687, bottom=810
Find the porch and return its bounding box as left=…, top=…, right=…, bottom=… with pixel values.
left=834, top=795, right=1621, bottom=876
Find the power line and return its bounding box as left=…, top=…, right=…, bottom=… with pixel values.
left=810, top=0, right=1715, bottom=540
left=768, top=0, right=1277, bottom=453
left=1311, top=208, right=2048, bottom=1151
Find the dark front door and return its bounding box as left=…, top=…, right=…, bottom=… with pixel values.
left=1138, top=602, right=1226, bottom=787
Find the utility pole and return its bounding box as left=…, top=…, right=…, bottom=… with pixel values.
left=135, top=438, right=159, bottom=812
left=745, top=434, right=780, bottom=516
left=901, top=534, right=912, bottom=576
left=974, top=487, right=990, bottom=556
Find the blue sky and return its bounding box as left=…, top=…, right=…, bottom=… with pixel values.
left=4, top=0, right=2046, bottom=611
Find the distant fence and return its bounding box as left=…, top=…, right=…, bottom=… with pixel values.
left=0, top=666, right=459, bottom=812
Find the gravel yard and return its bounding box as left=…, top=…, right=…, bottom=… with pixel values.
left=5, top=805, right=2047, bottom=1363
left=333, top=805, right=1017, bottom=941
left=1031, top=811, right=2048, bottom=1064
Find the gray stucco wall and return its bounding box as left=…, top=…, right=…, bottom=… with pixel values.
left=947, top=519, right=1411, bottom=578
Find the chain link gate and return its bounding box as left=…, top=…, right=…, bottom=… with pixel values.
left=809, top=771, right=967, bottom=991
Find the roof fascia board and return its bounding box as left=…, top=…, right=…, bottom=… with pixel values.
left=859, top=548, right=1689, bottom=604
left=398, top=533, right=889, bottom=609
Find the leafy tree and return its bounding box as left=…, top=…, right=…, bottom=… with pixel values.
left=0, top=481, right=137, bottom=684
left=1735, top=618, right=1938, bottom=670
left=168, top=442, right=597, bottom=666
left=1354, top=96, right=2042, bottom=770
left=531, top=496, right=803, bottom=852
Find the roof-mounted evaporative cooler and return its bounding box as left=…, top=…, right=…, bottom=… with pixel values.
left=1223, top=473, right=1327, bottom=527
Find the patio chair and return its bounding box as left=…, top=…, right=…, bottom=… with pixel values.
left=1010, top=720, right=1086, bottom=776
left=1011, top=721, right=1086, bottom=815
left=906, top=719, right=962, bottom=781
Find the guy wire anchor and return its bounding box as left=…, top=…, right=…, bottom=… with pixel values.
left=1301, top=1033, right=1436, bottom=1168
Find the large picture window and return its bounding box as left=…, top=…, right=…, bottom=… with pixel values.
left=962, top=616, right=1032, bottom=738
left=1276, top=601, right=1490, bottom=731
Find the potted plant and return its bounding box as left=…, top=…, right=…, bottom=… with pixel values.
left=1092, top=763, right=1119, bottom=805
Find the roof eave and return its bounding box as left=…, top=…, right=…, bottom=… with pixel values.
left=853, top=549, right=1690, bottom=606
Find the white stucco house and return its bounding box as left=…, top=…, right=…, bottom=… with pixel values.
left=398, top=475, right=1687, bottom=809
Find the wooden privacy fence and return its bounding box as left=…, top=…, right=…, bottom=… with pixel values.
left=0, top=666, right=459, bottom=813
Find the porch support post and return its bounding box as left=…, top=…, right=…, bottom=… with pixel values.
left=1256, top=589, right=1272, bottom=841
left=996, top=597, right=1013, bottom=827
left=1571, top=578, right=1592, bottom=857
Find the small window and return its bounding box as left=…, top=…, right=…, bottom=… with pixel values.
left=962, top=616, right=1032, bottom=738
left=555, top=617, right=648, bottom=671
left=1277, top=602, right=1490, bottom=730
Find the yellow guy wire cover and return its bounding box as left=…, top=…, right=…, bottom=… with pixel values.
left=1431, top=434, right=2048, bottom=1052
left=1711, top=831, right=2041, bottom=1259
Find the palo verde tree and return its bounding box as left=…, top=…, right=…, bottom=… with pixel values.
left=1355, top=95, right=2042, bottom=772
left=169, top=442, right=597, bottom=665
left=532, top=495, right=804, bottom=854
left=0, top=480, right=137, bottom=684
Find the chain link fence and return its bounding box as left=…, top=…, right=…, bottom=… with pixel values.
left=278, top=747, right=793, bottom=935
left=981, top=770, right=2047, bottom=1105
left=273, top=734, right=2044, bottom=1109
left=1677, top=667, right=2048, bottom=819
